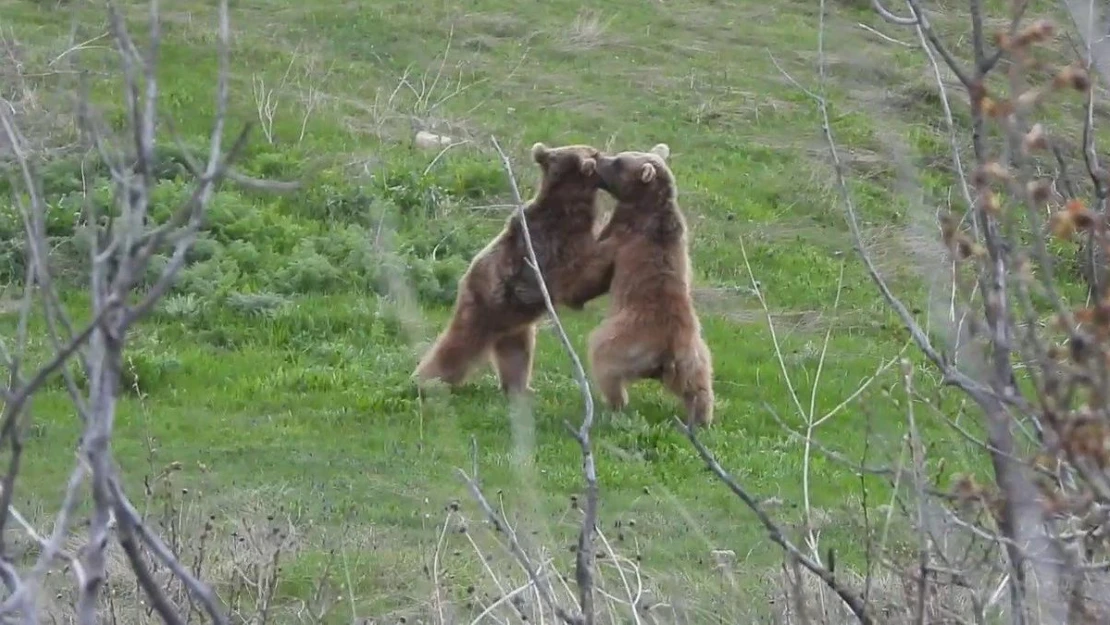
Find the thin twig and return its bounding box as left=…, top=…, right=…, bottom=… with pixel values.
left=490, top=136, right=599, bottom=625
left=458, top=469, right=576, bottom=625
left=679, top=420, right=872, bottom=623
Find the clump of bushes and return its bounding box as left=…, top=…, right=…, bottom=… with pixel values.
left=1, top=144, right=514, bottom=317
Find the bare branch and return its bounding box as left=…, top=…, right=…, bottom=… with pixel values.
left=0, top=0, right=292, bottom=621
left=110, top=478, right=228, bottom=625
left=458, top=468, right=576, bottom=625
left=1061, top=0, right=1110, bottom=86
left=678, top=419, right=873, bottom=623
left=490, top=135, right=599, bottom=625
left=872, top=0, right=917, bottom=25
left=768, top=51, right=1004, bottom=410
left=900, top=0, right=975, bottom=87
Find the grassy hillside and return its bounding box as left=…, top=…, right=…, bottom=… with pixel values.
left=0, top=0, right=1102, bottom=621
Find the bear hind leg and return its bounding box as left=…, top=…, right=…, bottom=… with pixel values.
left=595, top=367, right=629, bottom=411
left=413, top=317, right=492, bottom=389
left=588, top=323, right=652, bottom=412
left=682, top=385, right=714, bottom=427
left=492, top=324, right=537, bottom=397
left=663, top=337, right=715, bottom=428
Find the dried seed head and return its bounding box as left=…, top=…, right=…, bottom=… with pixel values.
left=1053, top=64, right=1091, bottom=92
left=980, top=190, right=1002, bottom=215
left=980, top=96, right=1013, bottom=119
left=973, top=161, right=1012, bottom=186
left=950, top=474, right=982, bottom=502
left=1016, top=87, right=1045, bottom=110
left=1049, top=210, right=1077, bottom=240
left=1014, top=19, right=1056, bottom=48
left=1026, top=179, right=1052, bottom=203
left=1065, top=197, right=1097, bottom=231
left=993, top=31, right=1011, bottom=50
left=939, top=213, right=984, bottom=260
left=1022, top=123, right=1048, bottom=155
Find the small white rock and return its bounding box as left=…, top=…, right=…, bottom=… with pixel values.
left=710, top=549, right=736, bottom=569
left=415, top=130, right=454, bottom=149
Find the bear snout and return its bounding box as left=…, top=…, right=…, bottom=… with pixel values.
left=596, top=171, right=617, bottom=193
left=595, top=159, right=619, bottom=189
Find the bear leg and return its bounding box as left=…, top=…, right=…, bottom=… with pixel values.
left=596, top=372, right=629, bottom=411
left=413, top=315, right=492, bottom=388
left=587, top=324, right=636, bottom=411
left=663, top=336, right=715, bottom=427
left=491, top=324, right=537, bottom=396
left=682, top=386, right=714, bottom=427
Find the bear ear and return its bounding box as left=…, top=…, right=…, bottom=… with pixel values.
left=531, top=142, right=550, bottom=165
left=580, top=157, right=597, bottom=175
left=650, top=143, right=670, bottom=160
left=640, top=162, right=657, bottom=184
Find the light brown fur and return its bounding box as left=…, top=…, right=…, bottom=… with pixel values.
left=574, top=143, right=715, bottom=426
left=412, top=143, right=612, bottom=397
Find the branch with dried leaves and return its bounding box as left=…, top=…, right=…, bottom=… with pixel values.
left=786, top=0, right=1110, bottom=621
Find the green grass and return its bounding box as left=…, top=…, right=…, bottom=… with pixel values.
left=0, top=0, right=1103, bottom=620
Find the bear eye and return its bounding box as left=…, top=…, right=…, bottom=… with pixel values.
left=613, top=157, right=625, bottom=171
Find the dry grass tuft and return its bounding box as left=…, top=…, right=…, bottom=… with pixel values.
left=0, top=26, right=82, bottom=161
left=557, top=9, right=617, bottom=52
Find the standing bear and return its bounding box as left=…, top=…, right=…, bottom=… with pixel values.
left=412, top=143, right=611, bottom=397
left=577, top=143, right=715, bottom=426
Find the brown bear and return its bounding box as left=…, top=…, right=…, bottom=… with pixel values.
left=411, top=142, right=612, bottom=397
left=576, top=143, right=715, bottom=426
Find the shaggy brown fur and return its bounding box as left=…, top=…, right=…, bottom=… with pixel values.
left=412, top=143, right=612, bottom=397
left=578, top=143, right=715, bottom=426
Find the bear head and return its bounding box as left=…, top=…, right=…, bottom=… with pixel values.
left=530, top=143, right=602, bottom=193
left=595, top=143, right=673, bottom=203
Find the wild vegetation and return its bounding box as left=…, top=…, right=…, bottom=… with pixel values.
left=2, top=0, right=1110, bottom=622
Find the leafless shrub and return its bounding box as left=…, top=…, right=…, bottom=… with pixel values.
left=29, top=460, right=347, bottom=625
left=250, top=42, right=334, bottom=146
left=339, top=34, right=529, bottom=152
left=0, top=22, right=91, bottom=161
left=0, top=0, right=316, bottom=622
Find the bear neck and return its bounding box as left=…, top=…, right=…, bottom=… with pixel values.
left=616, top=182, right=676, bottom=215
left=529, top=181, right=599, bottom=220
left=612, top=187, right=685, bottom=240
